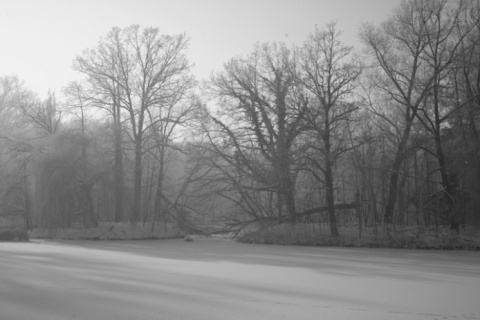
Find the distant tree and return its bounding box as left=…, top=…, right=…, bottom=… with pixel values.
left=63, top=83, right=110, bottom=227
left=63, top=82, right=91, bottom=181
left=20, top=92, right=61, bottom=136
left=0, top=76, right=35, bottom=229
left=0, top=76, right=30, bottom=122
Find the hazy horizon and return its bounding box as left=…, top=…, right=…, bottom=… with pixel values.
left=0, top=0, right=400, bottom=98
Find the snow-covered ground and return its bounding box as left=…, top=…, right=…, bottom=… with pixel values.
left=1, top=238, right=479, bottom=320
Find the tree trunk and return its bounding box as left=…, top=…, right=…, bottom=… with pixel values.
left=277, top=99, right=296, bottom=224
left=435, top=132, right=456, bottom=229
left=131, top=137, right=143, bottom=223
left=384, top=157, right=402, bottom=225
left=278, top=153, right=296, bottom=224
left=81, top=183, right=96, bottom=227
left=433, top=79, right=456, bottom=230
left=384, top=116, right=414, bottom=224
left=283, top=180, right=297, bottom=224
left=113, top=100, right=124, bottom=223
left=153, top=147, right=165, bottom=229
left=325, top=157, right=338, bottom=237
left=23, top=161, right=31, bottom=230
left=324, top=109, right=338, bottom=237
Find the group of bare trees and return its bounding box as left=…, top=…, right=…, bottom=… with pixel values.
left=198, top=24, right=361, bottom=236
left=0, top=26, right=201, bottom=231
left=72, top=26, right=197, bottom=225
left=1, top=0, right=480, bottom=237
left=199, top=0, right=480, bottom=235
left=359, top=0, right=480, bottom=231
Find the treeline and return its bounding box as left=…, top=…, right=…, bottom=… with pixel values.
left=1, top=0, right=479, bottom=237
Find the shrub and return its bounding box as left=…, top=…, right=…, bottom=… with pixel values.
left=0, top=228, right=29, bottom=242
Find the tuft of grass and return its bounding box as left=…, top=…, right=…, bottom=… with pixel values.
left=237, top=223, right=480, bottom=250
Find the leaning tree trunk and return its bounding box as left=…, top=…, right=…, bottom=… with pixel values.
left=384, top=115, right=414, bottom=225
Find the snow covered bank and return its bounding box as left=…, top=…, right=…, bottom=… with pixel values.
left=238, top=223, right=480, bottom=250
left=29, top=222, right=179, bottom=240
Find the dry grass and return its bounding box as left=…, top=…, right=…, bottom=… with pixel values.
left=237, top=223, right=480, bottom=250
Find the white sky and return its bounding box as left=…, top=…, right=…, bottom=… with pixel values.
left=0, top=0, right=400, bottom=98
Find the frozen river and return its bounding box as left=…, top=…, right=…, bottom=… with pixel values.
left=1, top=238, right=479, bottom=320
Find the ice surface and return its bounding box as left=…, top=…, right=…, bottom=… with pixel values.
left=1, top=238, right=479, bottom=320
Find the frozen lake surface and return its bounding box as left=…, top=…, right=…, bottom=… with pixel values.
left=1, top=238, right=479, bottom=320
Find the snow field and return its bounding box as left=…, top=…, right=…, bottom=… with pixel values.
left=1, top=238, right=479, bottom=320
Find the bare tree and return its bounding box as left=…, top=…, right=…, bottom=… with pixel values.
left=299, top=23, right=362, bottom=237
left=74, top=25, right=193, bottom=222
left=413, top=0, right=479, bottom=230
left=20, top=92, right=61, bottom=136
left=0, top=76, right=35, bottom=230
left=206, top=43, right=307, bottom=223
left=147, top=80, right=197, bottom=228
left=71, top=48, right=126, bottom=223
left=361, top=0, right=444, bottom=224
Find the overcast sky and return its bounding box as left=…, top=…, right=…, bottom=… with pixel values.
left=0, top=0, right=401, bottom=98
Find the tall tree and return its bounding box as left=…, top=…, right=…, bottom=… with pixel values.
left=299, top=23, right=362, bottom=236
left=206, top=43, right=307, bottom=223
left=413, top=0, right=479, bottom=230
left=361, top=0, right=447, bottom=224
left=0, top=76, right=35, bottom=229
left=445, top=1, right=480, bottom=227
left=149, top=92, right=197, bottom=228
left=72, top=43, right=126, bottom=223
left=63, top=83, right=101, bottom=227
left=74, top=25, right=193, bottom=222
